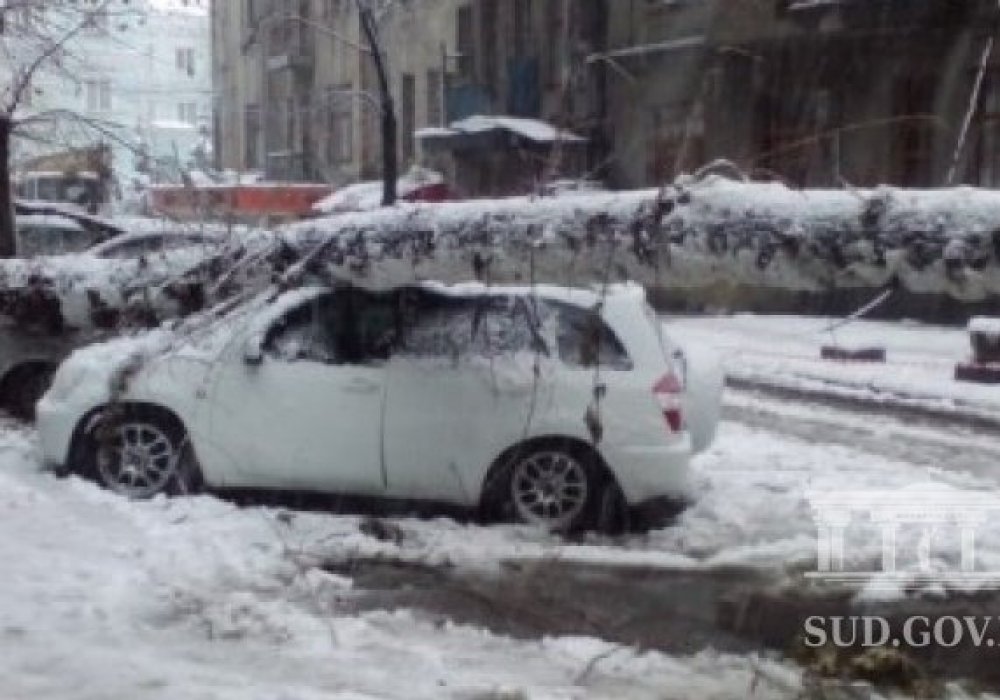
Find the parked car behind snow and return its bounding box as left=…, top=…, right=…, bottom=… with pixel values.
left=37, top=281, right=721, bottom=532
left=15, top=215, right=103, bottom=258
left=87, top=229, right=222, bottom=258
left=0, top=230, right=240, bottom=420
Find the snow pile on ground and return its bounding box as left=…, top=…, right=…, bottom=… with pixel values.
left=0, top=424, right=813, bottom=700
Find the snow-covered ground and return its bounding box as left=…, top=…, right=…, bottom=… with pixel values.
left=1, top=398, right=998, bottom=697
left=0, top=420, right=813, bottom=700
left=663, top=314, right=1000, bottom=596
left=4, top=313, right=1000, bottom=697
left=667, top=313, right=1000, bottom=418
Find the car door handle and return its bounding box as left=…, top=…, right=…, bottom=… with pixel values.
left=342, top=377, right=380, bottom=394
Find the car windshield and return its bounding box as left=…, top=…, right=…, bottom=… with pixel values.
left=6, top=3, right=1000, bottom=698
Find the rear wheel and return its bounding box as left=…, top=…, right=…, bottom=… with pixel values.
left=507, top=448, right=604, bottom=533
left=85, top=411, right=201, bottom=498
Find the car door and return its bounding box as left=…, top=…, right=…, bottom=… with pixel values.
left=381, top=289, right=554, bottom=505
left=206, top=290, right=387, bottom=494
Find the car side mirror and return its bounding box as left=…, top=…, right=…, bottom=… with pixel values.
left=243, top=333, right=265, bottom=365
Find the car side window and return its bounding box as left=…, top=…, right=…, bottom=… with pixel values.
left=336, top=288, right=401, bottom=365
left=548, top=302, right=632, bottom=370
left=264, top=295, right=340, bottom=363
left=397, top=290, right=545, bottom=361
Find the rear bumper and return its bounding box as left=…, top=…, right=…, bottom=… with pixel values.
left=603, top=437, right=692, bottom=505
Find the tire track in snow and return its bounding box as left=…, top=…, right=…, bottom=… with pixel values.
left=724, top=386, right=1000, bottom=483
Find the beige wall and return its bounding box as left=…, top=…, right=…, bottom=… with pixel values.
left=212, top=0, right=263, bottom=174
left=212, top=0, right=459, bottom=184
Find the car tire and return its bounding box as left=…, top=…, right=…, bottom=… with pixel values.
left=503, top=445, right=603, bottom=534
left=594, top=480, right=630, bottom=536
left=83, top=409, right=202, bottom=498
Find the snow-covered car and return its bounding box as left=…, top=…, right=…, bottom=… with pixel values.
left=13, top=200, right=124, bottom=257
left=0, top=229, right=254, bottom=419
left=87, top=230, right=222, bottom=259
left=15, top=214, right=104, bottom=257
left=37, top=281, right=721, bottom=531
left=0, top=328, right=82, bottom=420
left=310, top=166, right=451, bottom=215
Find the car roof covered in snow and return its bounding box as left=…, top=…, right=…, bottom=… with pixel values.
left=16, top=214, right=86, bottom=231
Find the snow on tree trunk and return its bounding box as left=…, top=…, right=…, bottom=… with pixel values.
left=5, top=176, right=1000, bottom=339
left=284, top=177, right=1000, bottom=302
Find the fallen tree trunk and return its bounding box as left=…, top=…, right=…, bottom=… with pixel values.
left=4, top=175, right=1000, bottom=338
left=285, top=176, right=1000, bottom=302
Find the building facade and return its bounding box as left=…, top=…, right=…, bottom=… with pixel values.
left=599, top=0, right=1000, bottom=189
left=213, top=0, right=1000, bottom=193
left=212, top=0, right=459, bottom=184
left=9, top=0, right=214, bottom=185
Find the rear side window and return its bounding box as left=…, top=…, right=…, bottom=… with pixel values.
left=397, top=290, right=545, bottom=361
left=547, top=302, right=632, bottom=370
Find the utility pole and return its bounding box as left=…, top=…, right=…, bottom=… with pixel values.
left=357, top=2, right=397, bottom=206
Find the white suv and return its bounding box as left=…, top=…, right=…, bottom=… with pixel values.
left=37, top=282, right=721, bottom=532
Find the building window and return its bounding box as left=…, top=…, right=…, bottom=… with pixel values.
left=85, top=7, right=108, bottom=32
left=13, top=6, right=38, bottom=30
left=891, top=75, right=935, bottom=186
left=285, top=98, right=296, bottom=151
left=178, top=102, right=198, bottom=125
left=244, top=0, right=261, bottom=29
left=512, top=0, right=532, bottom=55
left=544, top=0, right=562, bottom=85
left=176, top=48, right=196, bottom=76
left=245, top=104, right=261, bottom=168
left=86, top=79, right=112, bottom=112
left=426, top=69, right=443, bottom=126
left=401, top=73, right=416, bottom=162
left=327, top=86, right=353, bottom=164
left=456, top=6, right=475, bottom=81
left=648, top=104, right=705, bottom=182
left=480, top=1, right=498, bottom=89
left=972, top=74, right=1000, bottom=186
left=322, top=0, right=344, bottom=20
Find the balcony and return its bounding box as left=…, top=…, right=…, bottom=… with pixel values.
left=266, top=23, right=314, bottom=74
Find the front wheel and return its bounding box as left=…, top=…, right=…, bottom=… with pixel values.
left=87, top=413, right=200, bottom=498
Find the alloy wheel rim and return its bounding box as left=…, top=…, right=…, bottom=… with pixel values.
left=96, top=422, right=177, bottom=498
left=510, top=451, right=588, bottom=529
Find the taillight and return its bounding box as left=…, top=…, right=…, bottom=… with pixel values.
left=653, top=372, right=684, bottom=432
